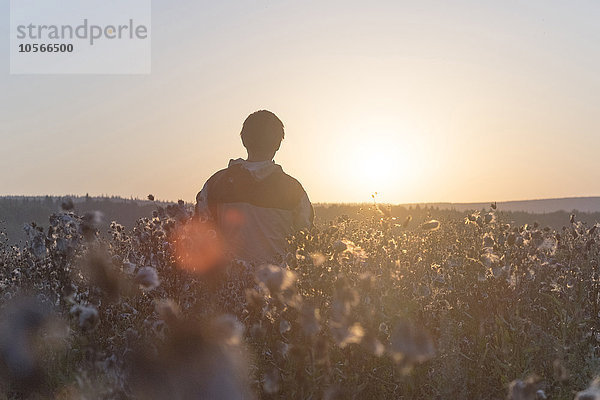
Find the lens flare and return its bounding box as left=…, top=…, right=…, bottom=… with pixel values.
left=173, top=220, right=225, bottom=273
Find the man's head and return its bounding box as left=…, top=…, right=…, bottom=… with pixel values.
left=240, top=110, right=284, bottom=161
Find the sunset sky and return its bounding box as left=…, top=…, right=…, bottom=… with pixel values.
left=1, top=0, right=599, bottom=204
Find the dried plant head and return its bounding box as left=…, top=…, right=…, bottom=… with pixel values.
left=155, top=299, right=180, bottom=325
left=209, top=314, right=245, bottom=346
left=0, top=297, right=54, bottom=395
left=506, top=376, right=541, bottom=400
left=575, top=378, right=600, bottom=400
left=421, top=220, right=441, bottom=231
left=275, top=340, right=290, bottom=362
left=389, top=319, right=435, bottom=365
left=70, top=304, right=99, bottom=332
left=483, top=233, right=495, bottom=248
left=330, top=320, right=365, bottom=348
left=332, top=240, right=349, bottom=253
left=299, top=302, right=321, bottom=337
left=80, top=211, right=103, bottom=241
left=81, top=246, right=122, bottom=301
left=245, top=288, right=265, bottom=313
left=262, top=368, right=281, bottom=395
left=332, top=276, right=360, bottom=318
left=552, top=359, right=569, bottom=382
left=23, top=223, right=47, bottom=259
left=279, top=319, right=291, bottom=335
left=130, top=319, right=251, bottom=400
left=254, top=264, right=296, bottom=294
left=135, top=267, right=160, bottom=291
left=484, top=212, right=496, bottom=224
left=361, top=332, right=385, bottom=356
left=310, top=252, right=326, bottom=266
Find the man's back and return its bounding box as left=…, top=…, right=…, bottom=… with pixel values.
left=196, top=158, right=313, bottom=263
left=195, top=110, right=313, bottom=263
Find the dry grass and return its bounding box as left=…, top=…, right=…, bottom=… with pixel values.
left=1, top=201, right=599, bottom=399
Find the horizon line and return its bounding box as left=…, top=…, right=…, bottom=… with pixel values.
left=1, top=193, right=600, bottom=206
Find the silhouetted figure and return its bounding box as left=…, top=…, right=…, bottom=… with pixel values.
left=196, top=110, right=313, bottom=264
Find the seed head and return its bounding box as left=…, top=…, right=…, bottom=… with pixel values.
left=211, top=314, right=244, bottom=346
left=421, top=220, right=440, bottom=231
left=254, top=264, right=296, bottom=294
left=135, top=267, right=160, bottom=290
left=389, top=319, right=435, bottom=364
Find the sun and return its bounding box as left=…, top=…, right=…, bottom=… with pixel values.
left=338, top=130, right=417, bottom=202
left=356, top=139, right=410, bottom=191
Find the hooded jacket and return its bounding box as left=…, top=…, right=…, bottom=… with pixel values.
left=195, top=159, right=313, bottom=263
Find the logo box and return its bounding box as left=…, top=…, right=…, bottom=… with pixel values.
left=10, top=0, right=151, bottom=74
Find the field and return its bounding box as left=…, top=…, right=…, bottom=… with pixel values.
left=1, top=201, right=600, bottom=399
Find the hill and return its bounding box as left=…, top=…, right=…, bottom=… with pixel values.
left=412, top=196, right=600, bottom=213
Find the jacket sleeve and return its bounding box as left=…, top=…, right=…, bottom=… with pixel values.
left=293, top=191, right=314, bottom=231
left=195, top=183, right=211, bottom=221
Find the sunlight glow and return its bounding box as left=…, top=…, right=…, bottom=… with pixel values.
left=336, top=127, right=422, bottom=203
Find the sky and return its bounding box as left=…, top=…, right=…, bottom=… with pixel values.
left=1, top=0, right=599, bottom=204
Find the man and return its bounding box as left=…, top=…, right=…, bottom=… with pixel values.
left=195, top=110, right=313, bottom=264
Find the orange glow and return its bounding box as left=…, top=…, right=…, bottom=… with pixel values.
left=173, top=220, right=225, bottom=274
left=223, top=207, right=246, bottom=229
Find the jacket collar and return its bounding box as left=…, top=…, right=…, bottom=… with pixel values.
left=228, top=158, right=283, bottom=181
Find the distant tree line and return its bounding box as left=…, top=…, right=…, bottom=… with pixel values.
left=313, top=203, right=600, bottom=231
left=1, top=196, right=598, bottom=244
left=0, top=196, right=160, bottom=244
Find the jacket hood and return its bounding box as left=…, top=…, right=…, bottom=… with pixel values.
left=228, top=158, right=283, bottom=181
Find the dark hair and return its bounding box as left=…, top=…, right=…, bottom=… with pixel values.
left=240, top=110, right=284, bottom=153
